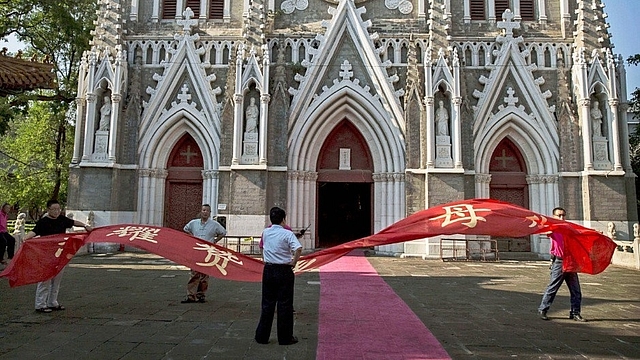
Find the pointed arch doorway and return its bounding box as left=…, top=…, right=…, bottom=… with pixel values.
left=316, top=120, right=373, bottom=248
left=164, top=134, right=204, bottom=230
left=490, top=138, right=531, bottom=251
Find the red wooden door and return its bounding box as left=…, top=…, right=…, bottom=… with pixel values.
left=164, top=134, right=204, bottom=230
left=489, top=138, right=530, bottom=251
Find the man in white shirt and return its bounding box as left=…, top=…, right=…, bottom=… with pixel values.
left=255, top=207, right=302, bottom=345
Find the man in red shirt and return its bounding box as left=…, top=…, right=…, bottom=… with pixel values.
left=538, top=207, right=586, bottom=322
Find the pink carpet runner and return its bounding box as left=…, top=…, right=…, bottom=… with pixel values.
left=316, top=250, right=451, bottom=360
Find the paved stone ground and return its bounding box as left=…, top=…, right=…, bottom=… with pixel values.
left=0, top=252, right=638, bottom=359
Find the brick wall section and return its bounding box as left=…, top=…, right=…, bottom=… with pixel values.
left=589, top=176, right=628, bottom=220
left=405, top=172, right=425, bottom=215
left=228, top=170, right=268, bottom=214
left=427, top=173, right=465, bottom=207
left=559, top=176, right=583, bottom=218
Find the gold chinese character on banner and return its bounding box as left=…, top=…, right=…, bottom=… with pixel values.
left=526, top=215, right=548, bottom=228
left=293, top=258, right=317, bottom=273
left=54, top=239, right=68, bottom=258
left=193, top=243, right=244, bottom=276
left=106, top=226, right=160, bottom=243
left=430, top=204, right=491, bottom=228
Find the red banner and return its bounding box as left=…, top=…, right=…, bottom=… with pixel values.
left=0, top=199, right=616, bottom=287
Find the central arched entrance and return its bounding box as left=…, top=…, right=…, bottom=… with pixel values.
left=316, top=120, right=373, bottom=248
left=490, top=138, right=530, bottom=251
left=164, top=133, right=204, bottom=230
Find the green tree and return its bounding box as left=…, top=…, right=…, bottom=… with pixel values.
left=0, top=102, right=74, bottom=218
left=628, top=56, right=640, bottom=172
left=0, top=0, right=96, bottom=212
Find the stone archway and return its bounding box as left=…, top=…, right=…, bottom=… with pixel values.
left=316, top=120, right=373, bottom=248
left=164, top=134, right=204, bottom=230
left=490, top=137, right=530, bottom=251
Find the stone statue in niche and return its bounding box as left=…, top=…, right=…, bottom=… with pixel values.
left=435, top=100, right=449, bottom=136
left=245, top=97, right=259, bottom=134
left=607, top=222, right=616, bottom=240
left=12, top=212, right=26, bottom=249
left=99, top=95, right=111, bottom=131
left=590, top=100, right=603, bottom=137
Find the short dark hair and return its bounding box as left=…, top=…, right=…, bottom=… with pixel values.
left=269, top=207, right=286, bottom=225
left=46, top=199, right=60, bottom=209
left=552, top=207, right=566, bottom=216
left=202, top=204, right=211, bottom=209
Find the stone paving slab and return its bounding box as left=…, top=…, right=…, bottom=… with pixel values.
left=0, top=252, right=638, bottom=359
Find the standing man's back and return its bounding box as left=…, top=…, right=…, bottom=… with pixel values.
left=255, top=206, right=302, bottom=345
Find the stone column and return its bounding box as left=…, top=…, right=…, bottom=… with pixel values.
left=452, top=97, right=462, bottom=168
left=202, top=170, right=219, bottom=213
left=608, top=99, right=622, bottom=171
left=108, top=94, right=121, bottom=162
left=83, top=94, right=97, bottom=161
left=425, top=97, right=435, bottom=168
left=475, top=173, right=491, bottom=199
left=259, top=93, right=270, bottom=165
left=579, top=98, right=593, bottom=170
left=232, top=94, right=243, bottom=165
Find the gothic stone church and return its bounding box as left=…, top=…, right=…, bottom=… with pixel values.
left=67, top=0, right=637, bottom=257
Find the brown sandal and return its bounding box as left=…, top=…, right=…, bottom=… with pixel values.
left=50, top=305, right=65, bottom=311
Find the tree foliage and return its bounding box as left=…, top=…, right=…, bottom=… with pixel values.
left=628, top=55, right=640, bottom=176
left=0, top=102, right=74, bottom=218
left=0, top=0, right=96, bottom=213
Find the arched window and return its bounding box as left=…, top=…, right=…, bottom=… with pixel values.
left=470, top=0, right=485, bottom=20
left=495, top=0, right=510, bottom=19
left=520, top=0, right=535, bottom=21
left=162, top=0, right=177, bottom=19
left=210, top=0, right=224, bottom=19
left=162, top=0, right=224, bottom=20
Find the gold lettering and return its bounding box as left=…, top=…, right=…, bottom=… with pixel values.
left=193, top=243, right=244, bottom=276
left=106, top=226, right=160, bottom=243
left=430, top=204, right=491, bottom=228
left=293, top=258, right=317, bottom=273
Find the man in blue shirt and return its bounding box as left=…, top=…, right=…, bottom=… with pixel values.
left=255, top=206, right=302, bottom=345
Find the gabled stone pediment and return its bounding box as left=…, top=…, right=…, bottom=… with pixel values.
left=471, top=10, right=557, bottom=151
left=140, top=13, right=222, bottom=138
left=287, top=0, right=404, bottom=131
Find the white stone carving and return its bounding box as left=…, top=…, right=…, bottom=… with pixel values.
left=385, top=0, right=413, bottom=15
left=281, top=0, right=308, bottom=14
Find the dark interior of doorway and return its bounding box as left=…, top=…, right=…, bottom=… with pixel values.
left=317, top=182, right=372, bottom=248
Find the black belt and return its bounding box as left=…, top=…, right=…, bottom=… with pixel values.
left=551, top=255, right=563, bottom=261
left=265, top=262, right=292, bottom=267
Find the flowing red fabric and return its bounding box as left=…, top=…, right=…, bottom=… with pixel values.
left=0, top=199, right=616, bottom=287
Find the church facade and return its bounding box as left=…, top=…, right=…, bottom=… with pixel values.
left=68, top=0, right=637, bottom=257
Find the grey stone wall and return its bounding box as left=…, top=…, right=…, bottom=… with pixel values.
left=589, top=176, right=629, bottom=220
left=426, top=173, right=465, bottom=207
left=68, top=168, right=136, bottom=211
left=405, top=172, right=425, bottom=215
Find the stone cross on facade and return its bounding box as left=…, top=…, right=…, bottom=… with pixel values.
left=504, top=87, right=519, bottom=107
left=177, top=7, right=198, bottom=33
left=495, top=149, right=515, bottom=168
left=497, top=9, right=520, bottom=37
left=178, top=84, right=191, bottom=103
left=180, top=145, right=198, bottom=164
left=340, top=60, right=353, bottom=81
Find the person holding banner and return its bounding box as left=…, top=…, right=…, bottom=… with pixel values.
left=255, top=207, right=302, bottom=345
left=0, top=203, right=16, bottom=266
left=181, top=204, right=226, bottom=303
left=23, top=200, right=92, bottom=313
left=538, top=207, right=586, bottom=322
